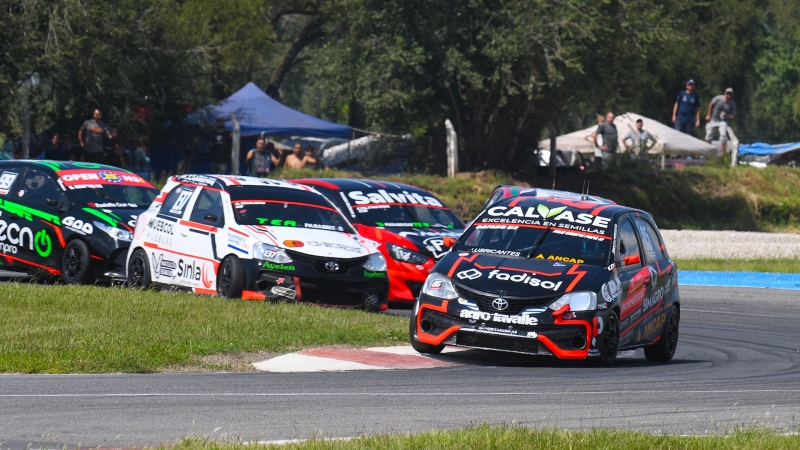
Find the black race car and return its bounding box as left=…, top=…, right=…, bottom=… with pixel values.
left=410, top=195, right=680, bottom=364
left=0, top=160, right=158, bottom=283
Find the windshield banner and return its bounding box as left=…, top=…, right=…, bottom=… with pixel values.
left=58, top=170, right=148, bottom=188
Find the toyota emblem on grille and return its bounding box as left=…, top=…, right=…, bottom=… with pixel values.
left=325, top=261, right=340, bottom=272
left=491, top=298, right=509, bottom=311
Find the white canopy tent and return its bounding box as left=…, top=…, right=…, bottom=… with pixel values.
left=538, top=112, right=718, bottom=158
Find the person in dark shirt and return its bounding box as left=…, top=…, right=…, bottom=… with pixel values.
left=79, top=109, right=112, bottom=163
left=593, top=111, right=618, bottom=164
left=209, top=118, right=232, bottom=174
left=245, top=139, right=281, bottom=177
left=40, top=134, right=71, bottom=161
left=672, top=79, right=700, bottom=134
left=105, top=142, right=129, bottom=169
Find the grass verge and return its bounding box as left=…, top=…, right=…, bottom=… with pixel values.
left=173, top=426, right=800, bottom=449
left=675, top=258, right=800, bottom=273
left=0, top=283, right=407, bottom=373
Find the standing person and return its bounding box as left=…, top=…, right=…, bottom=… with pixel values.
left=586, top=114, right=605, bottom=167
left=209, top=118, right=232, bottom=174
left=622, top=119, right=657, bottom=156
left=106, top=142, right=129, bottom=169
left=39, top=134, right=71, bottom=161
left=593, top=111, right=618, bottom=163
left=78, top=109, right=112, bottom=163
left=245, top=139, right=280, bottom=178
left=284, top=142, right=318, bottom=170
left=705, top=88, right=737, bottom=154
left=672, top=79, right=701, bottom=134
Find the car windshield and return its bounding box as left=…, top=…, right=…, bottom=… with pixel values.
left=456, top=222, right=611, bottom=266
left=69, top=185, right=158, bottom=208
left=351, top=204, right=461, bottom=229
left=228, top=187, right=354, bottom=233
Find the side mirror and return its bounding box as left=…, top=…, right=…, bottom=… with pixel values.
left=442, top=236, right=457, bottom=249
left=623, top=254, right=641, bottom=266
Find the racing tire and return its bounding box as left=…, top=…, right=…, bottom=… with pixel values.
left=644, top=306, right=679, bottom=363
left=597, top=311, right=620, bottom=365
left=409, top=314, right=445, bottom=355
left=217, top=255, right=244, bottom=299
left=127, top=249, right=152, bottom=290
left=61, top=239, right=93, bottom=285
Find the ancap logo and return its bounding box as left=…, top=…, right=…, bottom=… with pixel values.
left=325, top=261, right=340, bottom=272
left=456, top=268, right=482, bottom=280
left=492, top=298, right=509, bottom=311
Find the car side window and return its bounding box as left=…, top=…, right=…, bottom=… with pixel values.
left=634, top=217, right=666, bottom=262
left=160, top=185, right=197, bottom=219
left=11, top=168, right=61, bottom=206
left=189, top=188, right=224, bottom=226
left=0, top=167, right=23, bottom=198
left=617, top=218, right=643, bottom=271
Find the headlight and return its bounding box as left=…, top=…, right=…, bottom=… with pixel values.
left=93, top=221, right=132, bottom=241
left=253, top=243, right=293, bottom=263
left=548, top=292, right=597, bottom=311
left=363, top=252, right=387, bottom=271
left=421, top=272, right=459, bottom=299
left=386, top=242, right=429, bottom=265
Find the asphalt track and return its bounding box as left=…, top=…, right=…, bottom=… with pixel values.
left=1, top=283, right=800, bottom=449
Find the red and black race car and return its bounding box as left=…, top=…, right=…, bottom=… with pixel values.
left=292, top=178, right=464, bottom=302
left=410, top=194, right=680, bottom=364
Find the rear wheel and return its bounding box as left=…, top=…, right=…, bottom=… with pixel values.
left=409, top=308, right=445, bottom=354
left=217, top=255, right=244, bottom=299
left=61, top=240, right=92, bottom=284
left=597, top=311, right=619, bottom=365
left=127, top=249, right=151, bottom=290
left=644, top=306, right=679, bottom=362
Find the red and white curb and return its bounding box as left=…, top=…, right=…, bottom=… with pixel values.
left=252, top=346, right=466, bottom=372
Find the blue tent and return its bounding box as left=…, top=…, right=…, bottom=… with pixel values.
left=737, top=142, right=800, bottom=157
left=195, top=82, right=351, bottom=138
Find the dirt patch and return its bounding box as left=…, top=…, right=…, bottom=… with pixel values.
left=164, top=350, right=283, bottom=373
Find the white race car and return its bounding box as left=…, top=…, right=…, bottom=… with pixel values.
left=126, top=175, right=388, bottom=309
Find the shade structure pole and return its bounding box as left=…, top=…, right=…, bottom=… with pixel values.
left=445, top=119, right=458, bottom=178
left=230, top=112, right=240, bottom=175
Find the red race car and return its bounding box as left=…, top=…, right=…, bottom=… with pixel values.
left=293, top=179, right=464, bottom=303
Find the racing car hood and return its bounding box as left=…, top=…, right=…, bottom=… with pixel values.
left=83, top=207, right=145, bottom=231
left=244, top=226, right=379, bottom=258
left=436, top=252, right=608, bottom=297
left=355, top=225, right=463, bottom=260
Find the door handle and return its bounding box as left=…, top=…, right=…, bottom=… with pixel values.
left=180, top=232, right=188, bottom=237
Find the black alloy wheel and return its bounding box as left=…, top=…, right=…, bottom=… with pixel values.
left=644, top=306, right=680, bottom=362
left=409, top=305, right=445, bottom=354
left=61, top=239, right=92, bottom=284
left=127, top=249, right=152, bottom=290
left=598, top=311, right=620, bottom=365
left=216, top=255, right=244, bottom=299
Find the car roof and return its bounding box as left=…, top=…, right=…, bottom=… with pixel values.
left=172, top=174, right=311, bottom=192
left=493, top=185, right=615, bottom=205
left=0, top=159, right=136, bottom=174
left=293, top=178, right=434, bottom=194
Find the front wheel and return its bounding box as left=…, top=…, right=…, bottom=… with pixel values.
left=61, top=240, right=93, bottom=284
left=127, top=249, right=151, bottom=290
left=644, top=306, right=679, bottom=362
left=217, top=255, right=244, bottom=299
left=409, top=311, right=444, bottom=354
left=597, top=311, right=619, bottom=365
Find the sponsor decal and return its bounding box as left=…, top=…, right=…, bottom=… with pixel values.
left=169, top=189, right=193, bottom=215
left=34, top=230, right=51, bottom=257
left=430, top=279, right=443, bottom=290
left=62, top=216, right=94, bottom=235
left=283, top=240, right=304, bottom=247
left=399, top=229, right=461, bottom=239
left=90, top=202, right=138, bottom=208
left=262, top=261, right=296, bottom=271
left=377, top=221, right=430, bottom=228
left=308, top=241, right=360, bottom=253
left=226, top=232, right=250, bottom=251
left=363, top=270, right=386, bottom=278
left=147, top=218, right=174, bottom=235
left=601, top=277, right=622, bottom=302
left=627, top=266, right=650, bottom=294
left=534, top=254, right=584, bottom=264
left=553, top=262, right=565, bottom=267
left=487, top=270, right=563, bottom=291
left=201, top=263, right=213, bottom=288
left=470, top=248, right=521, bottom=257
left=460, top=309, right=539, bottom=326
left=347, top=190, right=443, bottom=207
left=0, top=220, right=35, bottom=254
left=0, top=171, right=19, bottom=195
left=456, top=268, right=482, bottom=280
left=642, top=312, right=667, bottom=339
left=304, top=223, right=343, bottom=231
left=176, top=259, right=205, bottom=281
left=621, top=288, right=645, bottom=314
left=150, top=253, right=177, bottom=278
left=59, top=170, right=147, bottom=187
left=485, top=205, right=610, bottom=228
left=423, top=237, right=448, bottom=259
left=257, top=218, right=297, bottom=227
left=176, top=174, right=218, bottom=187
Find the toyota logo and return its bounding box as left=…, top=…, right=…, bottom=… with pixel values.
left=325, top=261, right=340, bottom=272
left=491, top=298, right=509, bottom=311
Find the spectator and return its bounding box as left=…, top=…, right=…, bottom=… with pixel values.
left=284, top=143, right=318, bottom=170
left=209, top=118, right=232, bottom=174
left=705, top=88, right=737, bottom=154
left=622, top=119, right=657, bottom=156
left=128, top=141, right=151, bottom=180
left=593, top=111, right=618, bottom=163
left=672, top=79, right=701, bottom=134
left=39, top=134, right=71, bottom=161
left=78, top=109, right=112, bottom=163
left=246, top=139, right=280, bottom=177
left=62, top=134, right=84, bottom=161
left=106, top=142, right=128, bottom=169
left=586, top=114, right=605, bottom=167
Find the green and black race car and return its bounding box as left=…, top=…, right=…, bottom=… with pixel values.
left=0, top=160, right=158, bottom=283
